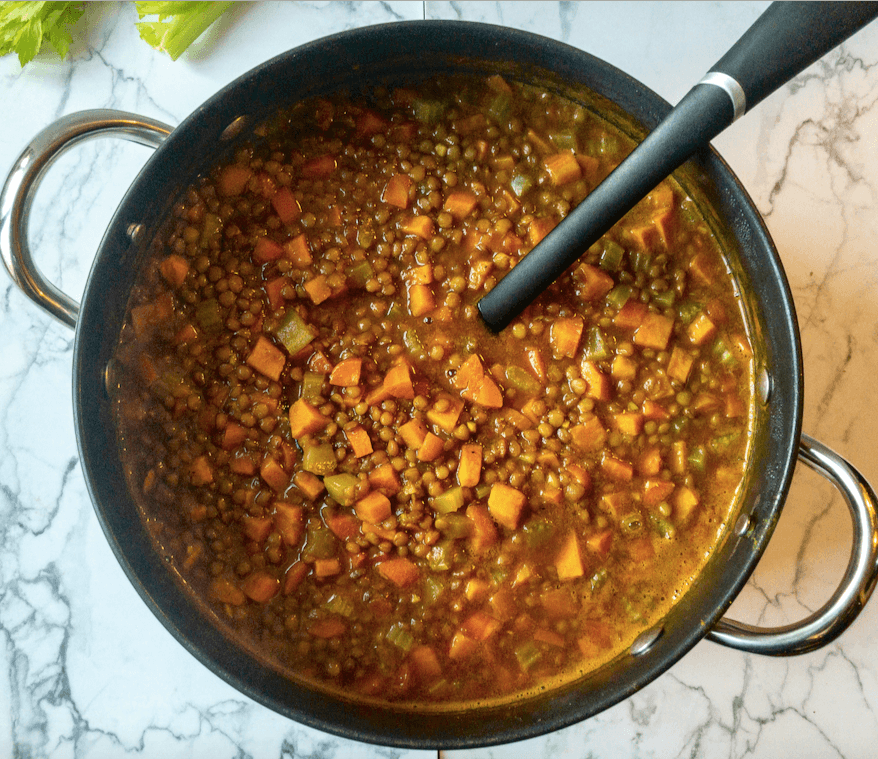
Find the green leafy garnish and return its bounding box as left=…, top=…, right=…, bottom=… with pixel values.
left=134, top=1, right=233, bottom=61
left=0, top=1, right=84, bottom=67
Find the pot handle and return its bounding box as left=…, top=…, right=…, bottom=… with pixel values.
left=707, top=433, right=878, bottom=655
left=0, top=110, right=172, bottom=330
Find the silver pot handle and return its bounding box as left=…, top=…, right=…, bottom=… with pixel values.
left=0, top=110, right=172, bottom=330
left=708, top=433, right=878, bottom=655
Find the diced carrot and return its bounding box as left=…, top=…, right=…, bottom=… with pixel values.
left=534, top=628, right=566, bottom=647
left=409, top=645, right=442, bottom=680
left=667, top=347, right=695, bottom=384
left=448, top=631, right=478, bottom=661
left=399, top=417, right=428, bottom=449
left=586, top=529, right=613, bottom=558
left=443, top=190, right=479, bottom=221
left=229, top=452, right=256, bottom=476
left=468, top=259, right=493, bottom=291
left=189, top=455, right=213, bottom=486
left=325, top=512, right=360, bottom=542
left=304, top=275, right=333, bottom=305
left=407, top=283, right=435, bottom=317
left=369, top=463, right=402, bottom=496
left=242, top=515, right=272, bottom=543
left=264, top=276, right=287, bottom=312
left=399, top=215, right=435, bottom=239
left=457, top=443, right=483, bottom=487
left=288, top=398, right=330, bottom=438
left=488, top=483, right=526, bottom=530
left=453, top=354, right=503, bottom=409
left=253, top=236, right=284, bottom=264
left=271, top=186, right=301, bottom=224
left=601, top=454, right=634, bottom=481
left=285, top=233, right=312, bottom=266
left=218, top=164, right=252, bottom=197
left=614, top=300, right=648, bottom=331
left=580, top=361, right=611, bottom=401
left=283, top=561, right=309, bottom=594
left=628, top=538, right=655, bottom=563
left=634, top=312, right=675, bottom=350
left=487, top=73, right=512, bottom=92
left=210, top=578, right=246, bottom=606
left=567, top=463, right=591, bottom=490
left=301, top=154, right=336, bottom=179
left=545, top=152, right=582, bottom=186
left=643, top=480, right=676, bottom=508
left=642, top=399, right=671, bottom=421
left=613, top=412, right=644, bottom=436
left=260, top=456, right=290, bottom=492
left=456, top=113, right=487, bottom=134
left=628, top=223, right=658, bottom=251
left=575, top=263, right=615, bottom=301
left=570, top=416, right=607, bottom=451
left=377, top=557, right=420, bottom=588
left=159, top=254, right=189, bottom=288
left=688, top=313, right=717, bottom=345
left=308, top=351, right=334, bottom=375
left=555, top=531, right=585, bottom=580
left=345, top=425, right=373, bottom=458
left=549, top=316, right=584, bottom=358
left=725, top=393, right=747, bottom=418
left=253, top=171, right=276, bottom=198
left=246, top=336, right=286, bottom=381
left=461, top=611, right=501, bottom=641
left=611, top=354, right=637, bottom=381
left=528, top=217, right=557, bottom=246
left=466, top=504, right=498, bottom=554
left=512, top=563, right=534, bottom=587
left=417, top=432, right=445, bottom=462
left=638, top=447, right=663, bottom=476
left=674, top=486, right=700, bottom=521
left=329, top=357, right=362, bottom=387
left=575, top=154, right=601, bottom=183
left=404, top=264, right=434, bottom=285
left=384, top=362, right=415, bottom=399
left=221, top=422, right=248, bottom=451
left=309, top=617, right=347, bottom=638
left=356, top=491, right=392, bottom=524
left=426, top=394, right=464, bottom=432
left=601, top=493, right=633, bottom=522
left=241, top=571, right=280, bottom=603
left=689, top=251, right=715, bottom=286
left=652, top=209, right=675, bottom=245
left=356, top=108, right=389, bottom=136
left=273, top=502, right=304, bottom=546
left=314, top=558, right=342, bottom=578
left=382, top=173, right=413, bottom=209
left=294, top=471, right=325, bottom=500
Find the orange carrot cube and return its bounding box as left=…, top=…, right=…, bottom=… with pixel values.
left=246, top=336, right=286, bottom=381
left=488, top=483, right=526, bottom=530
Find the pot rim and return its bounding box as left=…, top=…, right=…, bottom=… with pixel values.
left=71, top=20, right=802, bottom=749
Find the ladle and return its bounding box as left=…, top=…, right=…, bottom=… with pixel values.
left=478, top=1, right=878, bottom=332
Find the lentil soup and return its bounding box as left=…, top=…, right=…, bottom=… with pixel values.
left=112, top=74, right=753, bottom=707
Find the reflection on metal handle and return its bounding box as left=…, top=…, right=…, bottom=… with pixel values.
left=708, top=433, right=878, bottom=655
left=0, top=110, right=172, bottom=330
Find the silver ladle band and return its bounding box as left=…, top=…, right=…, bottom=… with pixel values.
left=699, top=71, right=747, bottom=122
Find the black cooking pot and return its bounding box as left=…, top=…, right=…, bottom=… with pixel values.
left=3, top=22, right=877, bottom=750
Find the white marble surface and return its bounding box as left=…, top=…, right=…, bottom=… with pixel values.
left=2, top=2, right=877, bottom=757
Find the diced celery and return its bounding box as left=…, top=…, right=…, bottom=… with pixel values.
left=583, top=326, right=611, bottom=361
left=677, top=301, right=701, bottom=325
left=506, top=366, right=540, bottom=394
left=606, top=284, right=633, bottom=310
left=688, top=445, right=707, bottom=472
left=514, top=640, right=542, bottom=671
left=195, top=298, right=223, bottom=334
left=551, top=130, right=579, bottom=151
left=621, top=513, right=644, bottom=535
left=652, top=288, right=676, bottom=308
left=599, top=240, right=625, bottom=271
left=275, top=308, right=316, bottom=355
left=324, top=472, right=358, bottom=506
left=300, top=371, right=324, bottom=401
left=427, top=540, right=454, bottom=571
left=597, top=133, right=620, bottom=157
left=403, top=329, right=426, bottom=360
left=590, top=567, right=608, bottom=592
left=436, top=513, right=473, bottom=539
left=649, top=514, right=677, bottom=540
left=710, top=431, right=741, bottom=455
left=510, top=172, right=534, bottom=197
left=326, top=593, right=355, bottom=617
left=412, top=98, right=445, bottom=124
left=386, top=623, right=415, bottom=652
left=303, top=443, right=338, bottom=476
left=346, top=261, right=374, bottom=288
left=386, top=301, right=405, bottom=320
left=713, top=338, right=737, bottom=367
left=200, top=212, right=222, bottom=246
left=487, top=91, right=511, bottom=124
left=631, top=250, right=652, bottom=273
left=474, top=484, right=491, bottom=500
left=304, top=527, right=336, bottom=559
left=432, top=487, right=465, bottom=514
left=423, top=576, right=445, bottom=605
left=523, top=519, right=554, bottom=550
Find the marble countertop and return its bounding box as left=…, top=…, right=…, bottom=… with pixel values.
left=2, top=2, right=878, bottom=757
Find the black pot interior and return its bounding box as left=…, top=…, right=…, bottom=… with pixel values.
left=73, top=21, right=803, bottom=749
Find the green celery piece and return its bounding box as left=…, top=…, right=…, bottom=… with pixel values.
left=688, top=444, right=707, bottom=472
left=514, top=640, right=542, bottom=671
left=403, top=329, right=426, bottom=360
left=431, top=486, right=465, bottom=514
left=677, top=300, right=701, bottom=325
left=275, top=308, right=316, bottom=355
left=523, top=519, right=554, bottom=550
left=505, top=366, right=539, bottom=394
left=386, top=623, right=415, bottom=652
left=423, top=576, right=444, bottom=605
left=0, top=2, right=84, bottom=67
left=326, top=593, right=355, bottom=618
left=652, top=288, right=676, bottom=308
left=583, top=326, right=611, bottom=361
left=324, top=473, right=358, bottom=506
left=599, top=240, right=625, bottom=271
left=551, top=130, right=579, bottom=151
left=135, top=1, right=233, bottom=61
left=436, top=513, right=473, bottom=540
left=303, top=527, right=336, bottom=559
left=412, top=98, right=444, bottom=124
left=302, top=443, right=337, bottom=476
left=195, top=297, right=223, bottom=334
left=200, top=211, right=222, bottom=246
left=300, top=371, right=324, bottom=401
left=606, top=284, right=633, bottom=310
left=427, top=540, right=453, bottom=571
left=346, top=260, right=374, bottom=288
left=510, top=172, right=533, bottom=198
left=487, top=91, right=511, bottom=124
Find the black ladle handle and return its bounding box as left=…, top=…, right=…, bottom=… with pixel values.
left=478, top=1, right=878, bottom=332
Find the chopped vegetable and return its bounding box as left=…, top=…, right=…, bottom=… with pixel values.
left=135, top=2, right=233, bottom=60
